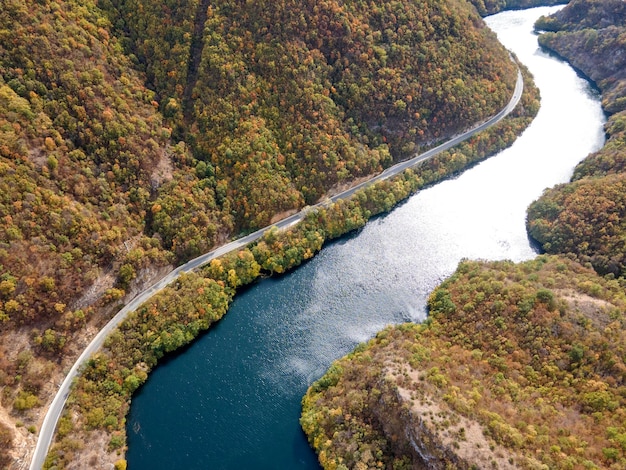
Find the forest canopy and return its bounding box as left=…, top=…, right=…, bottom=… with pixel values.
left=102, top=0, right=519, bottom=232
left=302, top=257, right=626, bottom=469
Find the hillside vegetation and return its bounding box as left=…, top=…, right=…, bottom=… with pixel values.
left=302, top=257, right=626, bottom=469
left=528, top=0, right=626, bottom=277
left=0, top=0, right=529, bottom=465
left=1, top=1, right=176, bottom=464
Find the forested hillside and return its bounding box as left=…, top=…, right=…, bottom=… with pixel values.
left=528, top=0, right=626, bottom=276
left=0, top=0, right=527, bottom=465
left=0, top=0, right=172, bottom=326
left=0, top=1, right=176, bottom=465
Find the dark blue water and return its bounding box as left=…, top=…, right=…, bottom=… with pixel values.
left=126, top=7, right=605, bottom=469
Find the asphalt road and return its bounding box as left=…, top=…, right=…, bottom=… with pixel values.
left=29, top=69, right=522, bottom=470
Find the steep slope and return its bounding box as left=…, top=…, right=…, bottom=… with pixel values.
left=0, top=0, right=181, bottom=461
left=534, top=0, right=626, bottom=112
left=0, top=0, right=172, bottom=325
left=102, top=0, right=518, bottom=233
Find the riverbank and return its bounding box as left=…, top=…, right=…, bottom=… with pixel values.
left=528, top=0, right=626, bottom=277
left=302, top=255, right=626, bottom=469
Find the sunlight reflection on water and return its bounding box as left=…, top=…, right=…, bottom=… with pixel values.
left=127, top=7, right=605, bottom=469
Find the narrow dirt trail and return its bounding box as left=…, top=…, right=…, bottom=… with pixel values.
left=182, top=0, right=211, bottom=125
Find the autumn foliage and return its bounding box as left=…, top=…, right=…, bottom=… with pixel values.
left=102, top=0, right=519, bottom=229
left=528, top=0, right=626, bottom=278
left=302, top=257, right=626, bottom=469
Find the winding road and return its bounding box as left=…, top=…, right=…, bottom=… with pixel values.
left=29, top=69, right=523, bottom=470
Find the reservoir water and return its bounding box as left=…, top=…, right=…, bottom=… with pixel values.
left=126, top=7, right=606, bottom=469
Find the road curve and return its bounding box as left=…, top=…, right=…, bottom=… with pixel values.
left=30, top=69, right=523, bottom=470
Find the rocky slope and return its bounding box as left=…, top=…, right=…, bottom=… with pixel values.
left=302, top=257, right=626, bottom=469
left=535, top=0, right=626, bottom=112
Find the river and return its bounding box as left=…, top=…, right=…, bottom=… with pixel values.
left=126, top=6, right=605, bottom=469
